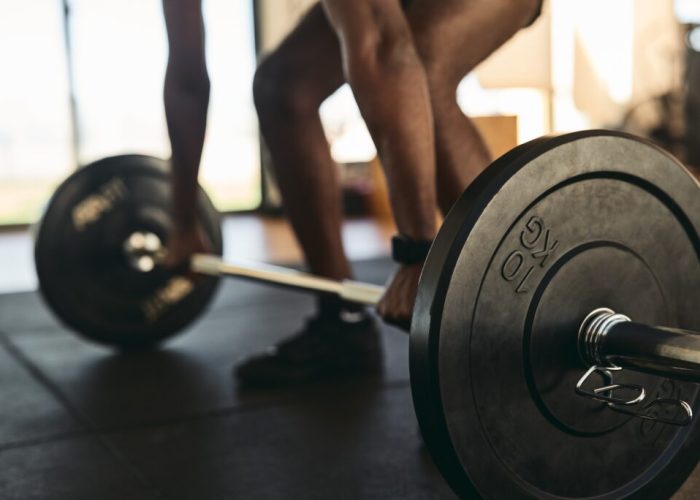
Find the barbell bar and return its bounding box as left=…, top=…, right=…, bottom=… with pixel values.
left=125, top=228, right=700, bottom=390
left=125, top=226, right=700, bottom=428
left=190, top=253, right=385, bottom=306
left=175, top=242, right=700, bottom=389
left=123, top=229, right=386, bottom=305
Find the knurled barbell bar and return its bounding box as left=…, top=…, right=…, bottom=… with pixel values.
left=33, top=130, right=700, bottom=498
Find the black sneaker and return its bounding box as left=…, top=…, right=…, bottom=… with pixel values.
left=235, top=313, right=383, bottom=387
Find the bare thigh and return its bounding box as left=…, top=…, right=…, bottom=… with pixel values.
left=406, top=0, right=541, bottom=91
left=403, top=0, right=542, bottom=213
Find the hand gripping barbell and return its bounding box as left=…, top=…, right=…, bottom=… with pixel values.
left=34, top=131, right=700, bottom=498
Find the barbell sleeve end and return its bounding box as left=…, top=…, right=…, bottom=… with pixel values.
left=579, top=308, right=700, bottom=383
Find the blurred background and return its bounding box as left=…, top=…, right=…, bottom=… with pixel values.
left=0, top=0, right=698, bottom=225
left=4, top=4, right=700, bottom=498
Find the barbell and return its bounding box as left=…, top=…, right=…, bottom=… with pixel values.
left=33, top=130, right=700, bottom=498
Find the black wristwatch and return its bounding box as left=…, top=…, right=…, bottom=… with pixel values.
left=391, top=234, right=433, bottom=265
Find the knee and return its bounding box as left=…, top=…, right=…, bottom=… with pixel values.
left=253, top=55, right=318, bottom=123
left=343, top=24, right=419, bottom=94
left=420, top=59, right=459, bottom=110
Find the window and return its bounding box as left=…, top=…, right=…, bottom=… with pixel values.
left=0, top=0, right=261, bottom=226
left=70, top=0, right=261, bottom=211
left=0, top=0, right=74, bottom=225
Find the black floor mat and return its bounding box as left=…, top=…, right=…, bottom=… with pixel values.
left=3, top=257, right=699, bottom=499
left=0, top=258, right=455, bottom=499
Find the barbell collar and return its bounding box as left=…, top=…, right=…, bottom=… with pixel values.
left=191, top=254, right=385, bottom=306
left=579, top=307, right=700, bottom=383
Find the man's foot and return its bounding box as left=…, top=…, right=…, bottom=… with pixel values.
left=235, top=313, right=383, bottom=387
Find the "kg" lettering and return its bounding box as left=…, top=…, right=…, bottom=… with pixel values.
left=500, top=216, right=559, bottom=294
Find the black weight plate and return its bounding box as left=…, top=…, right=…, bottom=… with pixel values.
left=411, top=131, right=700, bottom=499
left=35, top=155, right=223, bottom=349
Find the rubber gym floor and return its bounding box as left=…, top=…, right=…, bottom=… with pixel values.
left=0, top=257, right=699, bottom=499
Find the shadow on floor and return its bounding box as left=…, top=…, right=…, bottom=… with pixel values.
left=0, top=258, right=454, bottom=500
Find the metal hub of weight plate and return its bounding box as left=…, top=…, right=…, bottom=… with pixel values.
left=35, top=155, right=223, bottom=348
left=410, top=131, right=700, bottom=498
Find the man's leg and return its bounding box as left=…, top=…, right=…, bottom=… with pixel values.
left=239, top=5, right=382, bottom=386
left=320, top=0, right=440, bottom=326
left=407, top=0, right=542, bottom=213
left=254, top=5, right=348, bottom=284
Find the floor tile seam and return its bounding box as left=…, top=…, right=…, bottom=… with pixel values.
left=0, top=331, right=95, bottom=429
left=0, top=331, right=165, bottom=497
left=0, top=429, right=91, bottom=453
left=0, top=303, right=310, bottom=337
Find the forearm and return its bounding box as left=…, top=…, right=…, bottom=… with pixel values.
left=164, top=71, right=210, bottom=228
left=351, top=53, right=438, bottom=241
left=162, top=0, right=208, bottom=229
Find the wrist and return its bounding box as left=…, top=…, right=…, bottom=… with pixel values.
left=391, top=234, right=433, bottom=265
